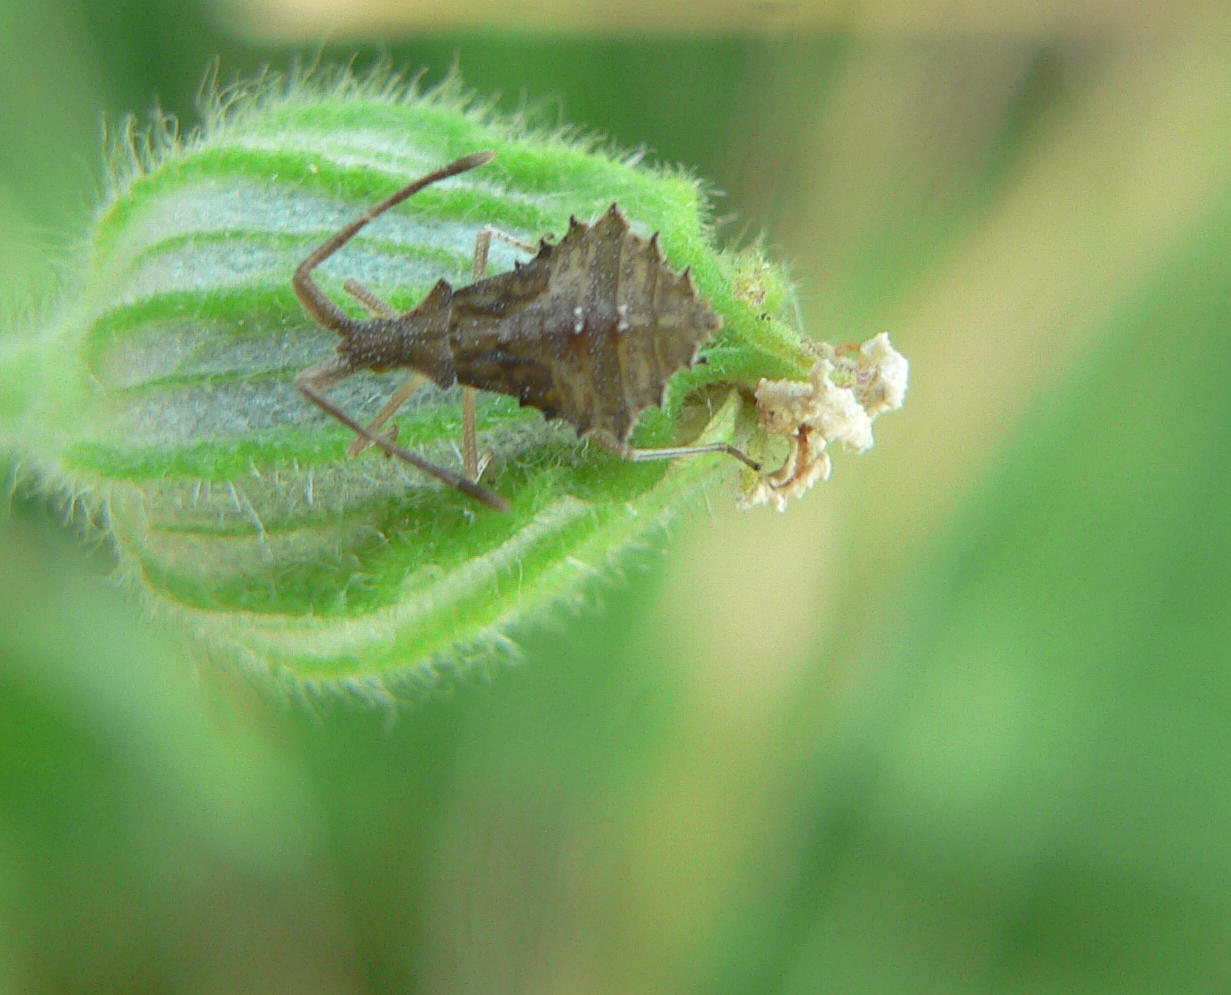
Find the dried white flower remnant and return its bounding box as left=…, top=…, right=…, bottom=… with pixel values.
left=741, top=333, right=909, bottom=511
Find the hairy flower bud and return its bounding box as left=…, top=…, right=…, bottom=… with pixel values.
left=0, top=68, right=907, bottom=700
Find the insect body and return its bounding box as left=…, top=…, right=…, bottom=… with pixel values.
left=295, top=151, right=757, bottom=511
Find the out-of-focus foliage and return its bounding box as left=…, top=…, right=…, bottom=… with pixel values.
left=1, top=0, right=1229, bottom=990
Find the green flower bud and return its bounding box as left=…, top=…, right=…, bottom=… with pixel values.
left=0, top=69, right=906, bottom=701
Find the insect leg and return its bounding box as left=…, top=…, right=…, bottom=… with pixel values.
left=334, top=279, right=427, bottom=458
left=461, top=385, right=482, bottom=480
left=343, top=278, right=397, bottom=318
left=297, top=358, right=511, bottom=512
left=459, top=226, right=537, bottom=481
left=612, top=440, right=762, bottom=472
left=346, top=374, right=428, bottom=458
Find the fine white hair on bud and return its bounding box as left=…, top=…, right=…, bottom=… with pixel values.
left=0, top=63, right=909, bottom=698
left=740, top=333, right=909, bottom=511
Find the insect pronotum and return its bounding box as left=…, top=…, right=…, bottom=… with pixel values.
left=294, top=150, right=759, bottom=512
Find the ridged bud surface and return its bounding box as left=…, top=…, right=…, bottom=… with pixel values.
left=0, top=72, right=902, bottom=699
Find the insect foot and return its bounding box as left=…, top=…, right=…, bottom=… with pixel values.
left=740, top=333, right=909, bottom=511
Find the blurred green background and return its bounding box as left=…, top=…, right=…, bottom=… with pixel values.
left=2, top=0, right=1230, bottom=990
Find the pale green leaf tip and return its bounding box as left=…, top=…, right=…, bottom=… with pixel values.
left=0, top=63, right=908, bottom=703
